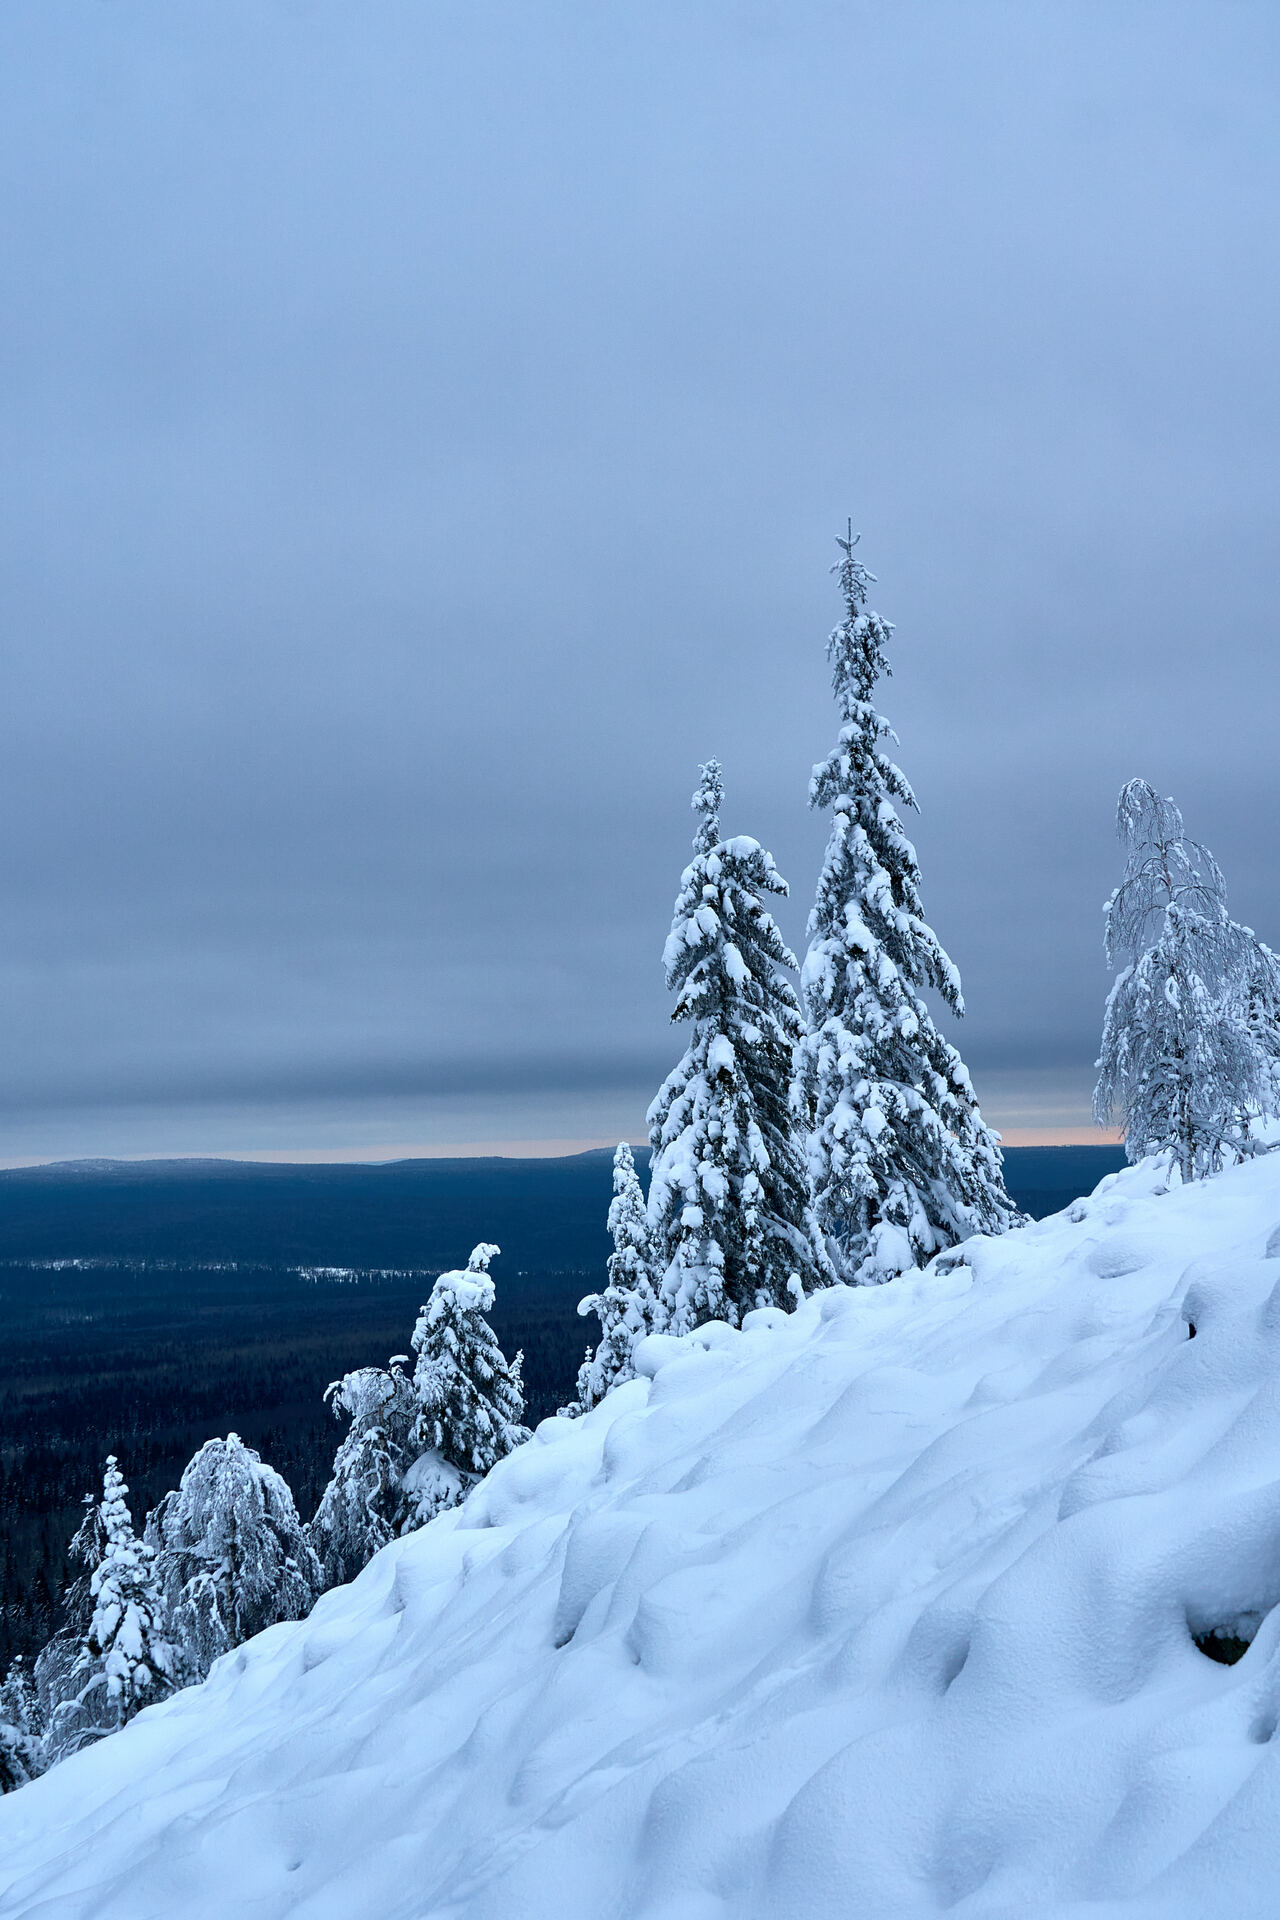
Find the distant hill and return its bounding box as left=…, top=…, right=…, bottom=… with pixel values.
left=0, top=1151, right=619, bottom=1275
left=0, top=1142, right=1128, bottom=1667
left=0, top=1145, right=1127, bottom=1272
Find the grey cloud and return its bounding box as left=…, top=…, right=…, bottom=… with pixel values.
left=0, top=1, right=1277, bottom=1145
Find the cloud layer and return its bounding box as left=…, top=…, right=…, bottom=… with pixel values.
left=1, top=2, right=1276, bottom=1153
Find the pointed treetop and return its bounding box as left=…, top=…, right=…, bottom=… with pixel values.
left=828, top=522, right=895, bottom=719
left=606, top=1144, right=652, bottom=1262
left=692, top=758, right=724, bottom=855
left=100, top=1457, right=132, bottom=1543
left=466, top=1242, right=500, bottom=1274
left=570, top=1139, right=659, bottom=1412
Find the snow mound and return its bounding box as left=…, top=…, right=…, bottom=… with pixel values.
left=8, top=1155, right=1280, bottom=1915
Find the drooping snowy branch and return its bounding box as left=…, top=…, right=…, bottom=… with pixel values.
left=308, top=1361, right=418, bottom=1587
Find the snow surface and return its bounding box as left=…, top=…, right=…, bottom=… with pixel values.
left=10, top=1154, right=1280, bottom=1914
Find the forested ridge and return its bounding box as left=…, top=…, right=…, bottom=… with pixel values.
left=0, top=1147, right=1120, bottom=1667
left=0, top=1150, right=623, bottom=1664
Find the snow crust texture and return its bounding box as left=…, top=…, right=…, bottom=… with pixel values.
left=10, top=1157, right=1280, bottom=1915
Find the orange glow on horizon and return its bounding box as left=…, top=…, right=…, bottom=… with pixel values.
left=0, top=1128, right=1125, bottom=1169
left=995, top=1126, right=1124, bottom=1148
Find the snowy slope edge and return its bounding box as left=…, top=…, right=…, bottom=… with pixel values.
left=7, top=1156, right=1280, bottom=1916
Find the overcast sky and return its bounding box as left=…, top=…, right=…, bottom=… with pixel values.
left=0, top=2, right=1276, bottom=1161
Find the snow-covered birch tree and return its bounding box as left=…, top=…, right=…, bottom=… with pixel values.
left=147, top=1435, right=321, bottom=1682
left=572, top=1142, right=660, bottom=1411
left=648, top=761, right=823, bottom=1331
left=1093, top=779, right=1279, bottom=1178
left=792, top=530, right=1021, bottom=1284
left=1241, top=936, right=1280, bottom=1130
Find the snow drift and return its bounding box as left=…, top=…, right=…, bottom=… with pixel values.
left=8, top=1154, right=1280, bottom=1916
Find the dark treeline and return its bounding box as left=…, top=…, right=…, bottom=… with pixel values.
left=0, top=1146, right=1122, bottom=1667
left=0, top=1150, right=628, bottom=1663
left=0, top=1260, right=590, bottom=1666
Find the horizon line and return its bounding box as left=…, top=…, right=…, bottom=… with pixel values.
left=0, top=1125, right=1124, bottom=1171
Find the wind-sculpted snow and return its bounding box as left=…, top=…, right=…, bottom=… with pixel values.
left=9, top=1156, right=1280, bottom=1915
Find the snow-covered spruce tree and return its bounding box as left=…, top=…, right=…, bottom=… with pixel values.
left=308, top=1359, right=417, bottom=1588
left=1093, top=779, right=1279, bottom=1178
left=32, top=1460, right=175, bottom=1768
left=647, top=761, right=823, bottom=1333
left=34, top=1491, right=113, bottom=1766
left=0, top=1658, right=39, bottom=1792
left=792, top=530, right=1021, bottom=1285
left=146, top=1435, right=321, bottom=1683
left=408, top=1243, right=529, bottom=1512
left=0, top=1715, right=35, bottom=1793
left=572, top=1142, right=660, bottom=1411
left=85, top=1457, right=176, bottom=1723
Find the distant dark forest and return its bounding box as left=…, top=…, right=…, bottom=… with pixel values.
left=0, top=1145, right=1123, bottom=1664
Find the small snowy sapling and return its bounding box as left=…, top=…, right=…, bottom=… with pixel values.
left=573, top=1141, right=661, bottom=1410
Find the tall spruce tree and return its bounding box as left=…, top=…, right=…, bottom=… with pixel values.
left=409, top=1244, right=529, bottom=1492
left=573, top=1142, right=660, bottom=1411
left=792, top=530, right=1020, bottom=1284
left=648, top=761, right=822, bottom=1332
left=1093, top=779, right=1278, bottom=1178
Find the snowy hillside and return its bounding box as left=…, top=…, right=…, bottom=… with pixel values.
left=8, top=1154, right=1280, bottom=1917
